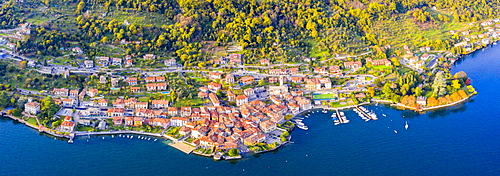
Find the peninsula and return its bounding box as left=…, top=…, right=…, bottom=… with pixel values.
left=0, top=0, right=492, bottom=160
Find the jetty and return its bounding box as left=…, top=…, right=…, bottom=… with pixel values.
left=355, top=106, right=377, bottom=120
left=334, top=109, right=349, bottom=124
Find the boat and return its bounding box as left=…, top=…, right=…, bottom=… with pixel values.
left=102, top=137, right=105, bottom=140
left=86, top=140, right=89, bottom=143
left=394, top=130, right=398, bottom=133
left=154, top=139, right=157, bottom=142
left=322, top=109, right=327, bottom=113
left=68, top=139, right=73, bottom=144
left=382, top=114, right=386, bottom=117
left=405, top=121, right=409, bottom=130
left=112, top=135, right=114, bottom=138
left=148, top=138, right=151, bottom=141
left=297, top=125, right=309, bottom=130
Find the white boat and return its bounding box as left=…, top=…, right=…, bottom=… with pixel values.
left=154, top=139, right=157, bottom=142
left=293, top=120, right=304, bottom=126
left=394, top=130, right=398, bottom=133
left=102, top=137, right=105, bottom=139
left=405, top=121, right=409, bottom=130
left=382, top=114, right=386, bottom=117
left=297, top=125, right=309, bottom=130
left=112, top=135, right=114, bottom=138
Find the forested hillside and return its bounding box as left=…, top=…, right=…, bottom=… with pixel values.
left=2, top=0, right=499, bottom=65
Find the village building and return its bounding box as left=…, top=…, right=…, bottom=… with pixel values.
left=343, top=61, right=362, bottom=70
left=130, top=87, right=141, bottom=93
left=207, top=82, right=222, bottom=92
left=87, top=89, right=98, bottom=97
left=53, top=88, right=69, bottom=97
left=24, top=102, right=40, bottom=115
left=171, top=117, right=189, bottom=127
left=239, top=76, right=255, bottom=85
left=305, top=78, right=332, bottom=90
left=236, top=95, right=249, bottom=106
left=164, top=58, right=177, bottom=66
left=225, top=74, right=235, bottom=84
left=143, top=54, right=156, bottom=60
left=84, top=60, right=94, bottom=68
left=127, top=77, right=138, bottom=85
left=209, top=93, right=221, bottom=106
left=366, top=58, right=392, bottom=66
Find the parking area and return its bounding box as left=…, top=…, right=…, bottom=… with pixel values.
left=266, top=130, right=285, bottom=144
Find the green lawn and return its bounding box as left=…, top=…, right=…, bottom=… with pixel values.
left=370, top=65, right=392, bottom=70
left=173, top=98, right=205, bottom=107
left=76, top=126, right=94, bottom=132
left=313, top=93, right=337, bottom=100
left=26, top=117, right=38, bottom=126
left=329, top=101, right=353, bottom=108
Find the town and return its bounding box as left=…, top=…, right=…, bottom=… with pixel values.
left=3, top=15, right=498, bottom=161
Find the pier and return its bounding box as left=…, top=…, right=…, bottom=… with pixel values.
left=334, top=109, right=349, bottom=124
left=355, top=106, right=376, bottom=120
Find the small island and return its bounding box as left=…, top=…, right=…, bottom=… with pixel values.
left=0, top=0, right=493, bottom=160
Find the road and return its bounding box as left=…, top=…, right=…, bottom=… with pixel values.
left=319, top=51, right=373, bottom=63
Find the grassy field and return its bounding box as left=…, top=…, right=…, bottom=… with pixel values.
left=330, top=101, right=353, bottom=108
left=173, top=98, right=205, bottom=107
left=367, top=13, right=467, bottom=48
left=313, top=93, right=337, bottom=100
left=26, top=117, right=38, bottom=126
left=370, top=65, right=392, bottom=70
left=76, top=126, right=94, bottom=132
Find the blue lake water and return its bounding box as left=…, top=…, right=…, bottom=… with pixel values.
left=1, top=46, right=500, bottom=176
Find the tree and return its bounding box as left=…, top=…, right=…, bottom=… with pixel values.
left=382, top=83, right=392, bottom=98
left=427, top=97, right=438, bottom=107
left=39, top=96, right=58, bottom=119
left=466, top=85, right=476, bottom=94
left=258, top=78, right=265, bottom=86
left=432, top=72, right=447, bottom=96
left=0, top=91, right=10, bottom=108
left=391, top=58, right=400, bottom=66
left=20, top=61, right=27, bottom=69
left=228, top=148, right=239, bottom=157
left=413, top=87, right=422, bottom=97
left=451, top=79, right=461, bottom=91
left=367, top=87, right=375, bottom=97
left=400, top=84, right=410, bottom=96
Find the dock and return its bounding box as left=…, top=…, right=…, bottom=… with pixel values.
left=355, top=106, right=376, bottom=120
left=169, top=142, right=195, bottom=154
left=334, top=109, right=349, bottom=124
